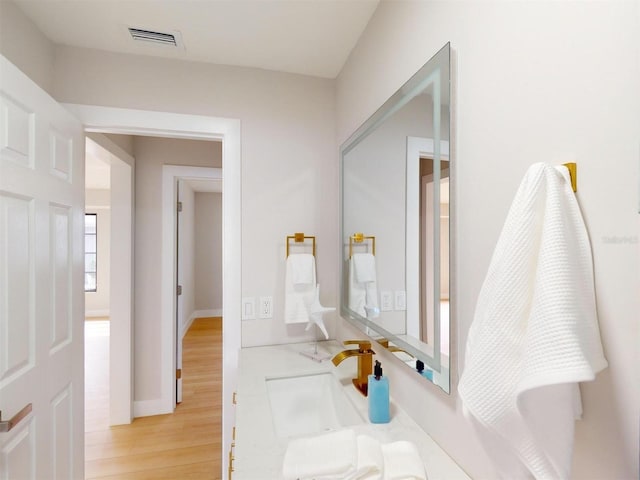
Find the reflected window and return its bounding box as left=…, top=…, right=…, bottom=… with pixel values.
left=85, top=213, right=97, bottom=292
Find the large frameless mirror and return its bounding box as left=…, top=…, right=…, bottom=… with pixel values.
left=340, top=43, right=451, bottom=393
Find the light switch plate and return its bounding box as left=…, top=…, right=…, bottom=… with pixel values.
left=394, top=291, right=406, bottom=311
left=380, top=291, right=393, bottom=311
left=241, top=297, right=255, bottom=320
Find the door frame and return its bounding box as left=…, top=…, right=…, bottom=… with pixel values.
left=166, top=167, right=223, bottom=405
left=85, top=132, right=135, bottom=426
left=63, top=104, right=241, bottom=478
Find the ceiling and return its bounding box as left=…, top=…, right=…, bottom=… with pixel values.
left=14, top=0, right=379, bottom=78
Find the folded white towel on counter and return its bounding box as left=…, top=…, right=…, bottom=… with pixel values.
left=285, top=253, right=317, bottom=324
left=283, top=430, right=427, bottom=480
left=381, top=440, right=427, bottom=480
left=346, top=435, right=384, bottom=480
left=282, top=429, right=358, bottom=480
left=458, top=163, right=608, bottom=479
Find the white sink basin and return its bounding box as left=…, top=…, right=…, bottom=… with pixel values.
left=266, top=372, right=363, bottom=439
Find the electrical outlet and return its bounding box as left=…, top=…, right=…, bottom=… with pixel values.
left=259, top=296, right=273, bottom=319
left=380, top=291, right=393, bottom=311
left=241, top=297, right=255, bottom=320
left=394, top=290, right=406, bottom=311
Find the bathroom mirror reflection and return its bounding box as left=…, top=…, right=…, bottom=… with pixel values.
left=340, top=43, right=451, bottom=393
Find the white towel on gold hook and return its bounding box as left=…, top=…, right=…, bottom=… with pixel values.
left=458, top=163, right=607, bottom=480
left=284, top=253, right=317, bottom=324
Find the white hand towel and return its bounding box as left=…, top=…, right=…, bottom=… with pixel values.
left=458, top=163, right=608, bottom=480
left=282, top=429, right=358, bottom=480
left=348, top=255, right=379, bottom=319
left=381, top=440, right=427, bottom=480
left=348, top=257, right=367, bottom=317
left=290, top=253, right=316, bottom=285
left=353, top=253, right=377, bottom=283
left=285, top=254, right=317, bottom=324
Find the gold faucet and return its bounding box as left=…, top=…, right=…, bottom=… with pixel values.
left=332, top=340, right=375, bottom=396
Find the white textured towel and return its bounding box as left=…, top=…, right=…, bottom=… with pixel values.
left=458, top=163, right=607, bottom=479
left=347, top=435, right=384, bottom=480
left=283, top=431, right=427, bottom=480
left=381, top=440, right=427, bottom=480
left=285, top=254, right=317, bottom=324
left=282, top=430, right=358, bottom=480
left=348, top=254, right=379, bottom=318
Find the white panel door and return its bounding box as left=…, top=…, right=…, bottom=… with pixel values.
left=0, top=56, right=84, bottom=479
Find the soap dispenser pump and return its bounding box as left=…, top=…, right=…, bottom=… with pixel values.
left=368, top=360, right=390, bottom=424
left=416, top=359, right=434, bottom=381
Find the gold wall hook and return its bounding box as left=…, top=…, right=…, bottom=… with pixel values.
left=563, top=162, right=577, bottom=192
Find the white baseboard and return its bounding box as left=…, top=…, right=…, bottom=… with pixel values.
left=195, top=308, right=222, bottom=318
left=181, top=309, right=222, bottom=339
left=133, top=398, right=172, bottom=418
left=85, top=309, right=110, bottom=318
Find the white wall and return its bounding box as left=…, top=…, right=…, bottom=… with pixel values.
left=103, top=133, right=135, bottom=157
left=131, top=136, right=220, bottom=401
left=195, top=192, right=223, bottom=313
left=336, top=2, right=640, bottom=479
left=85, top=189, right=111, bottom=316
left=0, top=1, right=54, bottom=94
left=51, top=46, right=340, bottom=350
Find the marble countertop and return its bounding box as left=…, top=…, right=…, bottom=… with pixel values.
left=233, top=341, right=470, bottom=480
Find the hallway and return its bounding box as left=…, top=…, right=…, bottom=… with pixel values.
left=85, top=317, right=222, bottom=479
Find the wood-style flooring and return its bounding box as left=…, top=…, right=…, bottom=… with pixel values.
left=85, top=317, right=222, bottom=479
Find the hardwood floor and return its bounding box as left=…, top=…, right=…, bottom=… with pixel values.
left=85, top=317, right=222, bottom=479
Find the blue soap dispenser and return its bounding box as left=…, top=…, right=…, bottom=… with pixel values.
left=368, top=360, right=390, bottom=424
left=416, top=360, right=434, bottom=381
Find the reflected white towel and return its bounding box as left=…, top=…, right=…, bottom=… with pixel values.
left=353, top=253, right=377, bottom=283
left=458, top=163, right=607, bottom=479
left=285, top=254, right=317, bottom=324
left=381, top=441, right=426, bottom=480
left=282, top=430, right=357, bottom=480
left=348, top=255, right=379, bottom=319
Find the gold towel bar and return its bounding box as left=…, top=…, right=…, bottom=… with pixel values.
left=563, top=162, right=577, bottom=192
left=286, top=232, right=316, bottom=257
left=349, top=233, right=376, bottom=258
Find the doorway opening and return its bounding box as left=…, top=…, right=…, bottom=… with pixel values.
left=174, top=174, right=223, bottom=404
left=83, top=135, right=134, bottom=433
left=66, top=103, right=241, bottom=478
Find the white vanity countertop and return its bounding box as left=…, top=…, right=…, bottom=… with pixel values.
left=233, top=341, right=471, bottom=480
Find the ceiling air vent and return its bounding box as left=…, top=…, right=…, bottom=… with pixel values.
left=128, top=27, right=178, bottom=46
